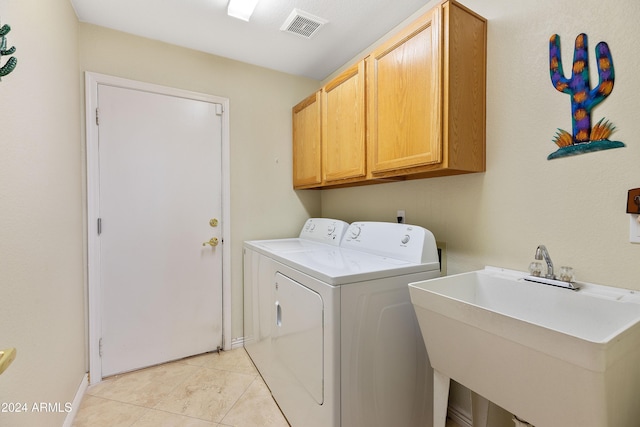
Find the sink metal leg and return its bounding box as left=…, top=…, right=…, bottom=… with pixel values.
left=434, top=370, right=450, bottom=427
left=471, top=392, right=489, bottom=427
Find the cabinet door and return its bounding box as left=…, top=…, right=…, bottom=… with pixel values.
left=322, top=61, right=366, bottom=183
left=293, top=91, right=322, bottom=188
left=367, top=7, right=442, bottom=175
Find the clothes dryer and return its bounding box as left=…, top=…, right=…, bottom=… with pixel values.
left=243, top=219, right=440, bottom=427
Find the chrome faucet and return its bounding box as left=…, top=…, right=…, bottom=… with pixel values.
left=526, top=245, right=578, bottom=290
left=535, top=245, right=555, bottom=279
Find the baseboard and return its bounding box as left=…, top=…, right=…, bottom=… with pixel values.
left=62, top=373, right=89, bottom=427
left=230, top=337, right=245, bottom=350
left=448, top=404, right=473, bottom=427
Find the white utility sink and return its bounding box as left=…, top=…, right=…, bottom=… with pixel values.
left=409, top=267, right=640, bottom=427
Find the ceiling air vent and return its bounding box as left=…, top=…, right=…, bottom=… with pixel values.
left=280, top=9, right=327, bottom=39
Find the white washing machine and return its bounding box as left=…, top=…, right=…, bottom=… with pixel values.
left=243, top=219, right=440, bottom=427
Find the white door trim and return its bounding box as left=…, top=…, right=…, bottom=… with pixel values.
left=84, top=72, right=232, bottom=383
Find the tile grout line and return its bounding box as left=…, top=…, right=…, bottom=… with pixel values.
left=152, top=350, right=259, bottom=424
left=217, top=373, right=262, bottom=425
left=77, top=349, right=263, bottom=426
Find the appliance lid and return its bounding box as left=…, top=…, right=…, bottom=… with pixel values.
left=246, top=238, right=330, bottom=254
left=260, top=244, right=440, bottom=285
left=244, top=220, right=440, bottom=285
left=243, top=217, right=349, bottom=257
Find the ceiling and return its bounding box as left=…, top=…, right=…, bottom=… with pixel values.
left=70, top=0, right=430, bottom=80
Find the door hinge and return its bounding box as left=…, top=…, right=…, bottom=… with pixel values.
left=215, top=103, right=223, bottom=116
left=95, top=108, right=99, bottom=125
left=97, top=218, right=102, bottom=235
left=99, top=338, right=103, bottom=357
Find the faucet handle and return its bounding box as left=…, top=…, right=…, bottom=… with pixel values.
left=558, top=266, right=574, bottom=282
left=529, top=262, right=543, bottom=277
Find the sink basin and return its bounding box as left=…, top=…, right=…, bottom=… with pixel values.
left=409, top=267, right=640, bottom=427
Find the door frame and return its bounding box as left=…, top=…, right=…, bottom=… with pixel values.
left=84, top=72, right=232, bottom=383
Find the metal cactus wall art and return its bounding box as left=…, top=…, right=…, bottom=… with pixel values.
left=548, top=33, right=624, bottom=160
left=0, top=20, right=17, bottom=80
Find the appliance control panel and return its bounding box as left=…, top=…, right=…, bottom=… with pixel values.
left=342, top=222, right=439, bottom=264
left=299, top=218, right=349, bottom=246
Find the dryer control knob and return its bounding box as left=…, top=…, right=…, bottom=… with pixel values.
left=401, top=235, right=410, bottom=244
left=350, top=226, right=361, bottom=239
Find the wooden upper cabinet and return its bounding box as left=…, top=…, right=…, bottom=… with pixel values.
left=292, top=91, right=322, bottom=189
left=322, top=61, right=366, bottom=184
left=291, top=0, right=486, bottom=188
left=441, top=1, right=487, bottom=175
left=368, top=1, right=486, bottom=179
left=367, top=7, right=442, bottom=175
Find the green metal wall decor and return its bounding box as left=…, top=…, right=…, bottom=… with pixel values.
left=0, top=20, right=17, bottom=80
left=548, top=33, right=624, bottom=160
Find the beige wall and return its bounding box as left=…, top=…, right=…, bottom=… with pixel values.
left=3, top=0, right=638, bottom=425
left=318, top=0, right=640, bottom=424
left=0, top=0, right=85, bottom=426
left=78, top=24, right=321, bottom=342
left=322, top=0, right=640, bottom=290
left=1, top=6, right=319, bottom=425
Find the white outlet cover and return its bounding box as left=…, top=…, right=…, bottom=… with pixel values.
left=630, top=214, right=640, bottom=244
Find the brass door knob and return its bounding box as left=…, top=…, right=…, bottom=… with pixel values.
left=209, top=218, right=218, bottom=227
left=202, top=237, right=219, bottom=247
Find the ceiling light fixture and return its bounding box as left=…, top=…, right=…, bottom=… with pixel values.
left=227, top=0, right=260, bottom=22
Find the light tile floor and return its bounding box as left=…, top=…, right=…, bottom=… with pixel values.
left=73, top=348, right=289, bottom=427
left=73, top=347, right=462, bottom=427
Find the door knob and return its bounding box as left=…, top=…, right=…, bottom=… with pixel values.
left=202, top=237, right=219, bottom=247
left=209, top=218, right=218, bottom=227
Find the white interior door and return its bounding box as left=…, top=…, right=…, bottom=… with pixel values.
left=96, top=83, right=223, bottom=377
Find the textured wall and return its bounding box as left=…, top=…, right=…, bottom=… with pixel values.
left=323, top=0, right=640, bottom=296
left=0, top=0, right=85, bottom=426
